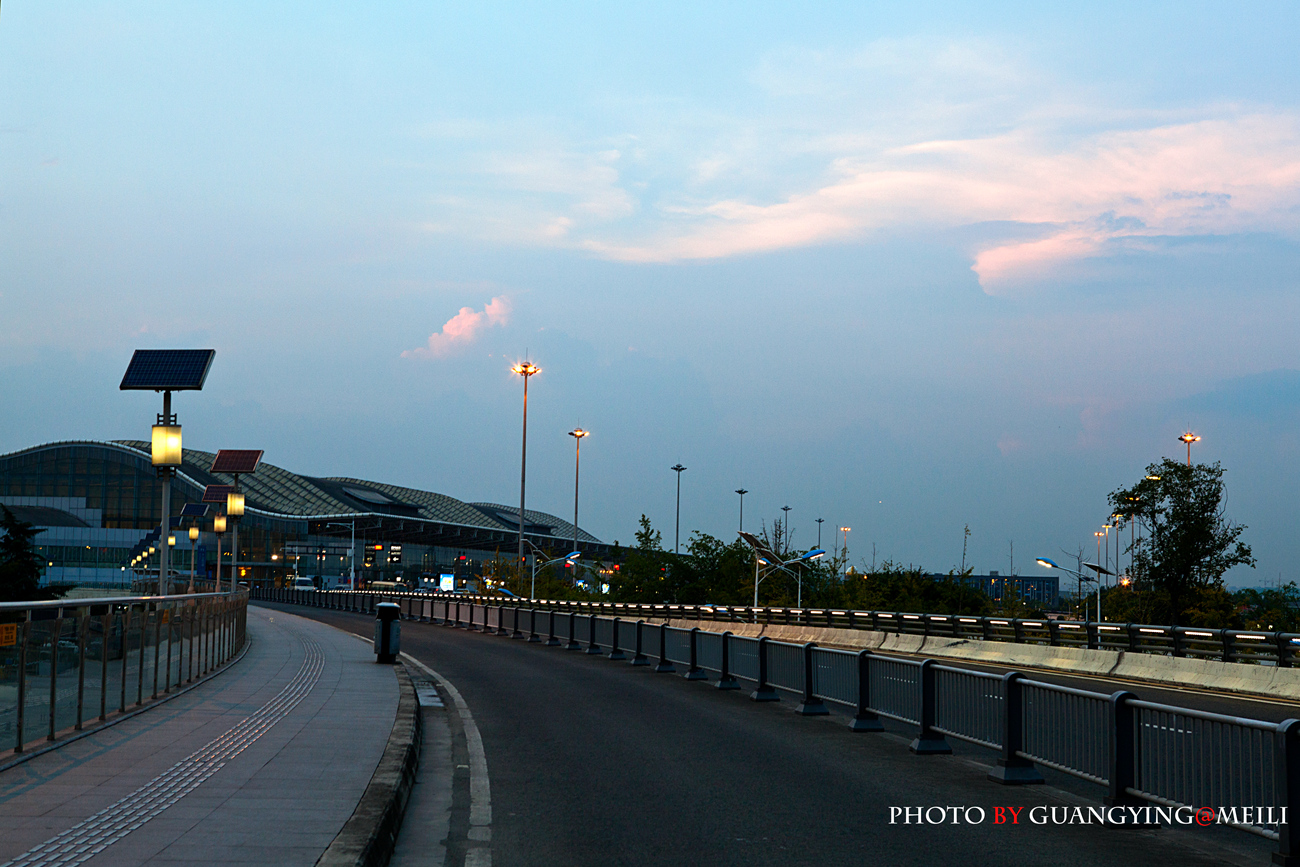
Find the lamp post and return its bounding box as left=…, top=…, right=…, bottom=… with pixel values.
left=512, top=362, right=540, bottom=567
left=227, top=491, right=244, bottom=593
left=151, top=421, right=182, bottom=595
left=781, top=505, right=792, bottom=551
left=188, top=526, right=199, bottom=593
left=816, top=518, right=824, bottom=549
left=167, top=534, right=176, bottom=593
left=735, top=489, right=748, bottom=533
left=839, top=527, right=851, bottom=566
left=671, top=464, right=686, bottom=554
left=1179, top=431, right=1201, bottom=466
left=214, top=513, right=226, bottom=591
left=568, top=429, right=588, bottom=557
left=1037, top=557, right=1111, bottom=621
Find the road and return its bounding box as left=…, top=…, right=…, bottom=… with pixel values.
left=257, top=602, right=1277, bottom=867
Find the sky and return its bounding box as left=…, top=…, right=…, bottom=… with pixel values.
left=2, top=2, right=1299, bottom=587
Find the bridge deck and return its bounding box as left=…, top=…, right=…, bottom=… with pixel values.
left=0, top=606, right=397, bottom=867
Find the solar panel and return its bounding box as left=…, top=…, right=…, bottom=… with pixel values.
left=119, top=349, right=216, bottom=391
left=202, top=484, right=234, bottom=504
left=211, top=450, right=263, bottom=474
left=180, top=503, right=210, bottom=518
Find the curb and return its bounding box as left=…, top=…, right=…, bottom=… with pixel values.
left=317, top=663, right=422, bottom=867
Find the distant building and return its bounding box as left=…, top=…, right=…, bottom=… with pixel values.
left=0, top=440, right=610, bottom=589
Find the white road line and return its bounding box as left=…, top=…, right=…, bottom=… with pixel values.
left=3, top=634, right=324, bottom=867
left=401, top=652, right=493, bottom=864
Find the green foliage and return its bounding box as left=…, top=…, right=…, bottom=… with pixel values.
left=0, top=505, right=46, bottom=602
left=1110, top=459, right=1254, bottom=625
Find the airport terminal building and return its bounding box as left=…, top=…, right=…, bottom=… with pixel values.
left=0, top=440, right=611, bottom=590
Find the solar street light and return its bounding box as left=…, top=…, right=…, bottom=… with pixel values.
left=121, top=349, right=216, bottom=596
left=212, top=450, right=261, bottom=595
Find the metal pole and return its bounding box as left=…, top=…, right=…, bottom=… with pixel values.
left=159, top=391, right=172, bottom=597
left=231, top=519, right=239, bottom=596
left=573, top=434, right=581, bottom=555
left=735, top=489, right=747, bottom=533
left=816, top=518, right=823, bottom=549
left=215, top=532, right=222, bottom=593
left=189, top=533, right=196, bottom=594
left=518, top=371, right=530, bottom=566
left=672, top=464, right=686, bottom=554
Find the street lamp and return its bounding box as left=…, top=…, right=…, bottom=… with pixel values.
left=839, top=527, right=851, bottom=565
left=781, top=505, right=792, bottom=550
left=512, top=361, right=540, bottom=567
left=671, top=464, right=686, bottom=554
left=1179, top=431, right=1201, bottom=466
left=214, top=513, right=227, bottom=591
left=739, top=531, right=825, bottom=608
left=188, top=526, right=199, bottom=593
left=227, top=491, right=244, bottom=592
left=121, top=350, right=216, bottom=598
left=735, top=489, right=748, bottom=533
left=816, top=518, right=824, bottom=549
left=568, top=429, right=588, bottom=557
left=1036, top=557, right=1112, bottom=621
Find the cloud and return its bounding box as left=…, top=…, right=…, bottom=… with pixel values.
left=407, top=38, right=1300, bottom=291
left=402, top=296, right=512, bottom=359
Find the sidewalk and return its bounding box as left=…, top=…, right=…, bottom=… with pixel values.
left=0, top=605, right=398, bottom=867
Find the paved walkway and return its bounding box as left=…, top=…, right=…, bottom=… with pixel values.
left=0, top=606, right=398, bottom=867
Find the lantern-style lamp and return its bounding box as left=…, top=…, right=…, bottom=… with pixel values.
left=214, top=514, right=227, bottom=533
left=168, top=535, right=176, bottom=547
left=151, top=424, right=183, bottom=466
left=189, top=526, right=199, bottom=542
left=226, top=492, right=245, bottom=518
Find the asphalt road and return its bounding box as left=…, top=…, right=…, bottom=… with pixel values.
left=257, top=603, right=1278, bottom=867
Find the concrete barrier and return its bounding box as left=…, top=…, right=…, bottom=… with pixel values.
left=651, top=618, right=1300, bottom=701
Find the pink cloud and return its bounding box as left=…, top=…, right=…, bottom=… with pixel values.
left=403, top=296, right=512, bottom=359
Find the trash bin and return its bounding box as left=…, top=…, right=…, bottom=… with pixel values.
left=374, top=602, right=401, bottom=663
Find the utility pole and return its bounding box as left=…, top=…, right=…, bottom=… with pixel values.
left=671, top=464, right=686, bottom=554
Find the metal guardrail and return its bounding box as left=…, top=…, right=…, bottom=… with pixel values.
left=0, top=591, right=249, bottom=758
left=309, top=593, right=1300, bottom=667
left=260, top=587, right=1300, bottom=863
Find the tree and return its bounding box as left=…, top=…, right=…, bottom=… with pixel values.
left=1109, top=459, right=1254, bottom=625
left=0, top=505, right=45, bottom=602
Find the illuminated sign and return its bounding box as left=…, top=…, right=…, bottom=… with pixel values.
left=439, top=573, right=455, bottom=592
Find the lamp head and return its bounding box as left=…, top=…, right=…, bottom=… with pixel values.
left=802, top=549, right=826, bottom=561
left=569, top=428, right=588, bottom=439
left=168, top=535, right=176, bottom=547
left=512, top=361, right=539, bottom=376
left=1036, top=558, right=1058, bottom=569
left=189, top=526, right=199, bottom=541
left=226, top=492, right=245, bottom=518
left=151, top=424, right=183, bottom=466
left=214, top=514, right=227, bottom=533
left=567, top=551, right=582, bottom=559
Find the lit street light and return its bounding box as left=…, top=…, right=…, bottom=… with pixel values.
left=671, top=464, right=686, bottom=554
left=568, top=429, right=588, bottom=558
left=513, top=361, right=540, bottom=567
left=1179, top=431, right=1201, bottom=466
left=188, top=526, right=199, bottom=593
left=839, top=527, right=851, bottom=565
left=1037, top=557, right=1112, bottom=621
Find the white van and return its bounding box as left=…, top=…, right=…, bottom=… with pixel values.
left=291, top=577, right=316, bottom=591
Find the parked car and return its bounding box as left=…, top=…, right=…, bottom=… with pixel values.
left=291, top=577, right=317, bottom=591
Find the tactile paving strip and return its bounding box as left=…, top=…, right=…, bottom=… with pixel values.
left=3, top=634, right=325, bottom=867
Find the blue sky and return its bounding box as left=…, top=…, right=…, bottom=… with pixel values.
left=2, top=2, right=1298, bottom=585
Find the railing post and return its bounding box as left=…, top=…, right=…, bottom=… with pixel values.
left=685, top=627, right=707, bottom=680
left=1086, top=621, right=1099, bottom=650
left=987, top=672, right=1043, bottom=784
left=1046, top=620, right=1060, bottom=647
left=797, top=643, right=828, bottom=715
left=655, top=623, right=675, bottom=673
left=980, top=616, right=991, bottom=641
left=1171, top=625, right=1185, bottom=658
left=528, top=608, right=540, bottom=643
left=608, top=618, right=627, bottom=660
left=750, top=636, right=779, bottom=702
left=545, top=610, right=560, bottom=646
left=1280, top=634, right=1295, bottom=669
left=631, top=620, right=649, bottom=666
left=1222, top=629, right=1236, bottom=663
left=16, top=621, right=30, bottom=752
left=716, top=632, right=738, bottom=689
left=1011, top=618, right=1024, bottom=644
left=586, top=614, right=602, bottom=654
left=1105, top=690, right=1141, bottom=808
left=75, top=615, right=88, bottom=731
left=511, top=606, right=525, bottom=639
left=849, top=650, right=883, bottom=731
left=49, top=617, right=62, bottom=741
left=566, top=611, right=582, bottom=650
left=1274, top=718, right=1300, bottom=867
left=909, top=660, right=951, bottom=754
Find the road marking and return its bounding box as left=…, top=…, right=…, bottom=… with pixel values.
left=402, top=652, right=493, bottom=864
left=3, top=633, right=324, bottom=867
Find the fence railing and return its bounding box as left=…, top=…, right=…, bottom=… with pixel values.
left=264, top=589, right=1300, bottom=668
left=258, top=586, right=1300, bottom=864
left=1, top=591, right=249, bottom=759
